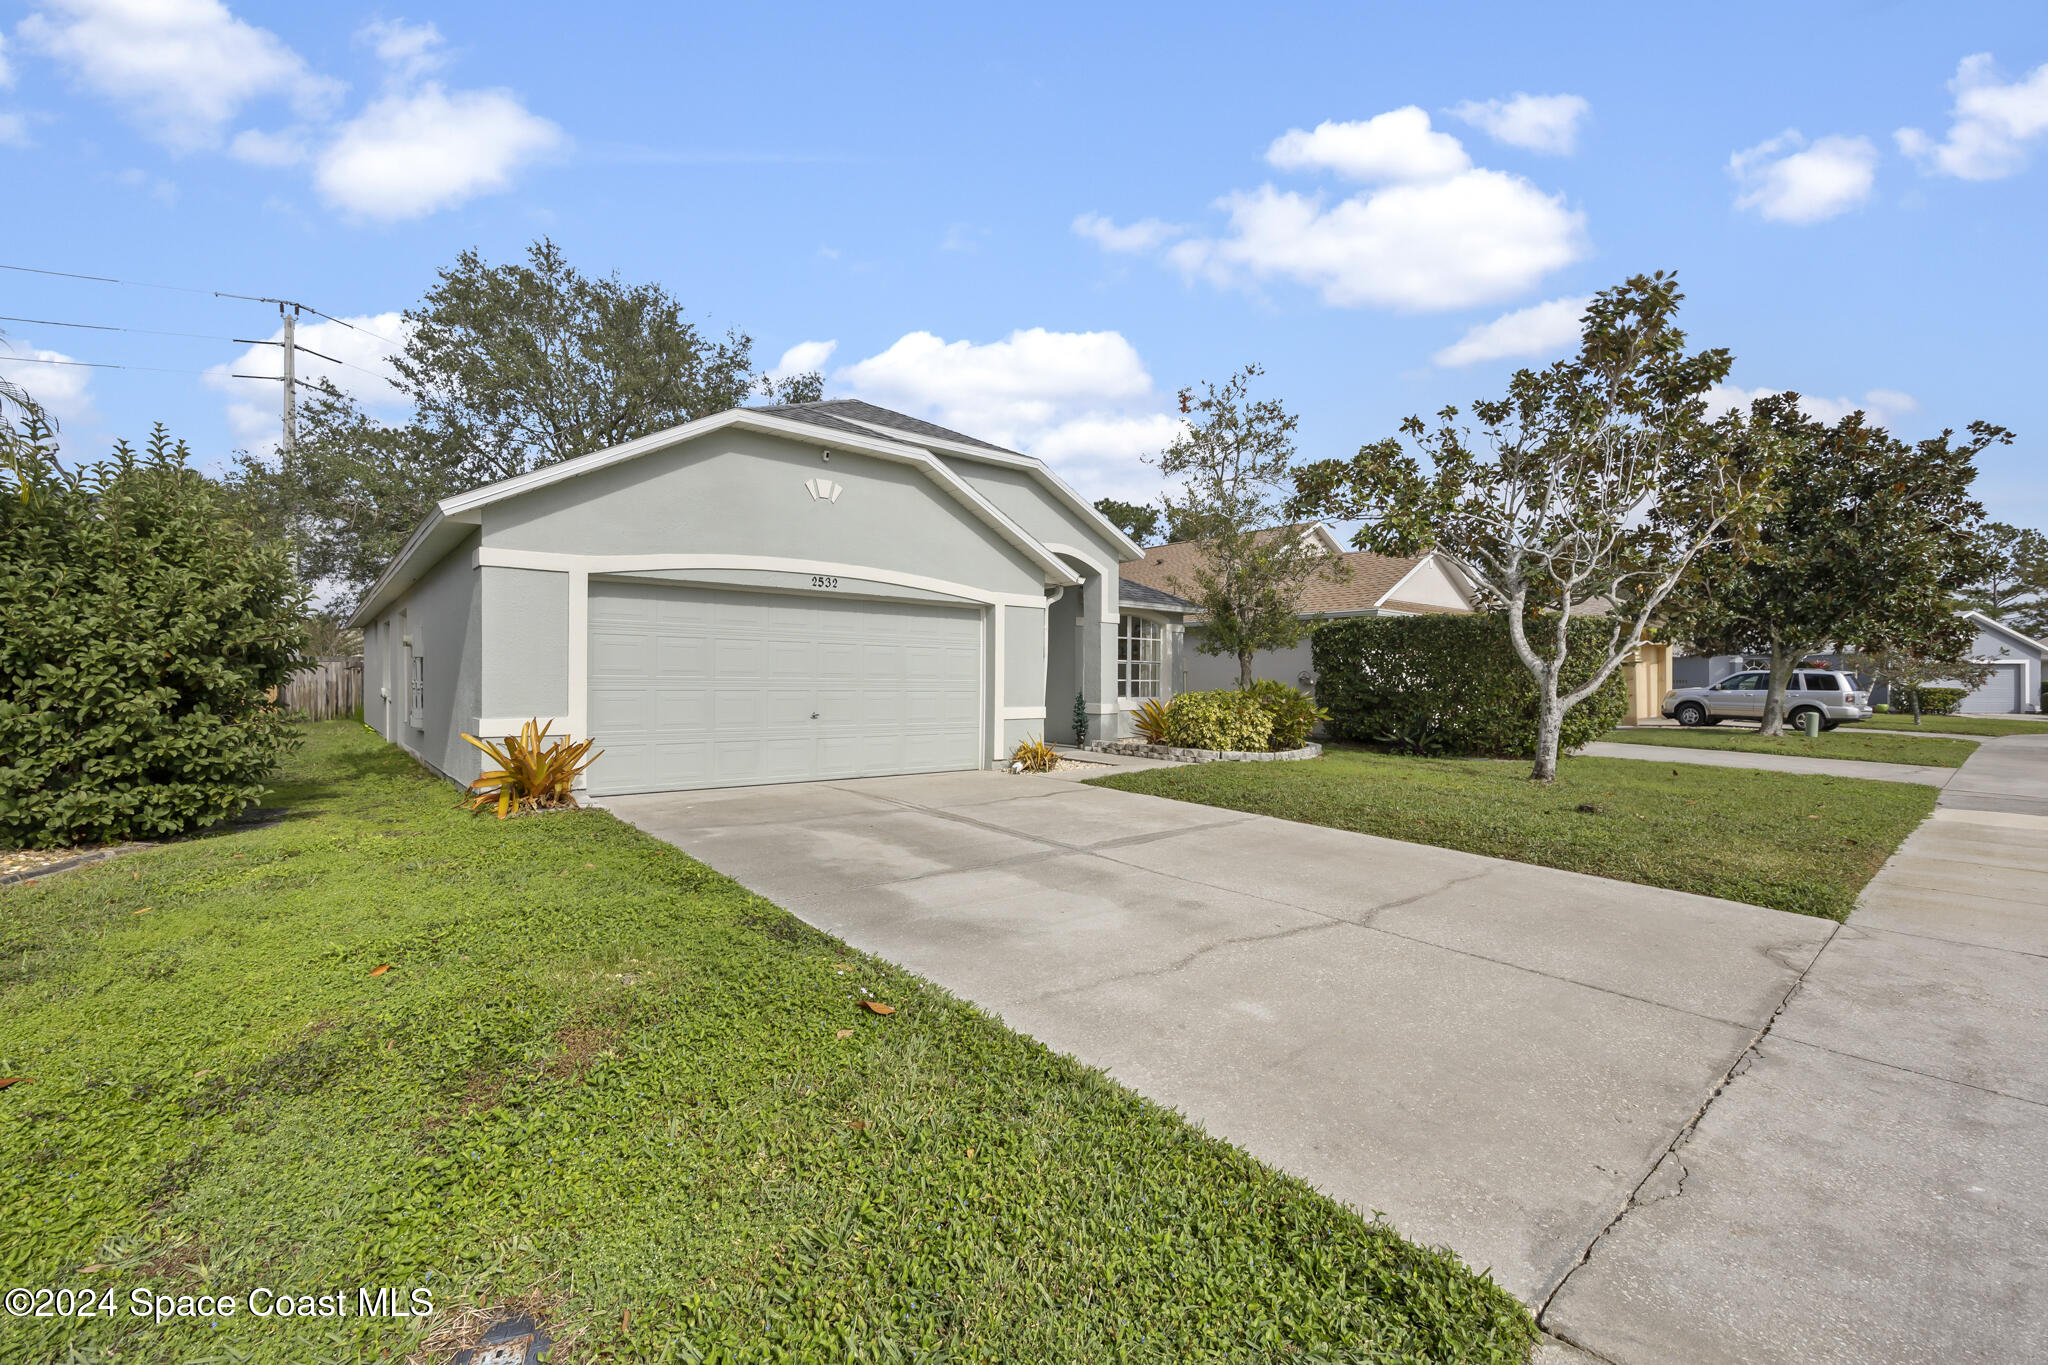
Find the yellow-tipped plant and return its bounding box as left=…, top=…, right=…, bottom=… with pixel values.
left=460, top=719, right=604, bottom=819
left=1131, top=697, right=1172, bottom=745
left=1010, top=734, right=1060, bottom=773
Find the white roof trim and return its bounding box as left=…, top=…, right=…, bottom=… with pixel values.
left=1966, top=609, right=2048, bottom=655
left=349, top=408, right=1079, bottom=626
left=833, top=415, right=1145, bottom=562
left=1375, top=552, right=1479, bottom=611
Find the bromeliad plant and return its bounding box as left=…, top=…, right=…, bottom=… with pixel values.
left=1010, top=734, right=1060, bottom=773
left=1131, top=697, right=1173, bottom=744
left=461, top=719, right=603, bottom=818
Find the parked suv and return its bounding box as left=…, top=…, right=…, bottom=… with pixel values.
left=1661, top=670, right=1873, bottom=730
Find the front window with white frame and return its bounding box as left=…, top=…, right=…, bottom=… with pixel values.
left=408, top=654, right=426, bottom=729
left=1118, top=614, right=1162, bottom=698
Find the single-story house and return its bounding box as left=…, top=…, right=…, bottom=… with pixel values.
left=1669, top=610, right=2045, bottom=714
left=1116, top=524, right=1480, bottom=694
left=348, top=399, right=1172, bottom=795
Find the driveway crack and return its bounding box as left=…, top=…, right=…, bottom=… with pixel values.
left=1535, top=919, right=1844, bottom=1329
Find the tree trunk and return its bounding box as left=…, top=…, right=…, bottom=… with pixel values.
left=1758, top=640, right=1800, bottom=737
left=1530, top=684, right=1563, bottom=782
left=1911, top=689, right=1923, bottom=725
left=1239, top=652, right=1254, bottom=689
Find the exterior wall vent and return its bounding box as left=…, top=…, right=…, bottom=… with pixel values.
left=805, top=477, right=843, bottom=503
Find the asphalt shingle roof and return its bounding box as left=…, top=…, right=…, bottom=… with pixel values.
left=754, top=399, right=1022, bottom=455
left=1118, top=578, right=1197, bottom=611
left=1119, top=538, right=1438, bottom=616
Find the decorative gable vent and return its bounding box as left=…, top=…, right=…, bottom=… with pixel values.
left=805, top=477, right=843, bottom=503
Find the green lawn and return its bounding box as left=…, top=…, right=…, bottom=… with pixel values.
left=0, top=722, right=1534, bottom=1365
left=1860, top=713, right=2048, bottom=738
left=1597, top=725, right=1977, bottom=767
left=1089, top=749, right=1934, bottom=920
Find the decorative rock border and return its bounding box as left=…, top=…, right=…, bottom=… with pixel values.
left=0, top=842, right=154, bottom=887
left=1084, top=739, right=1322, bottom=764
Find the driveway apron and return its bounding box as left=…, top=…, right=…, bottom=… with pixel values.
left=602, top=766, right=1832, bottom=1307
left=1544, top=733, right=2048, bottom=1363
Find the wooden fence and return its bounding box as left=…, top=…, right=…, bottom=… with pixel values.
left=276, top=657, right=364, bottom=721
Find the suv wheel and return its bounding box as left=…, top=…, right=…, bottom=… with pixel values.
left=1674, top=701, right=1708, bottom=727
left=1787, top=706, right=1823, bottom=732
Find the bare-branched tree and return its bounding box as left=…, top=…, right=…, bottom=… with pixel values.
left=1291, top=273, right=1784, bottom=780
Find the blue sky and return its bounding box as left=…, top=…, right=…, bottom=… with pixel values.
left=2, top=1, right=2045, bottom=528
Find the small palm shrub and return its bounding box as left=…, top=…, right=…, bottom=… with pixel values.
left=1239, top=678, right=1329, bottom=749
left=1892, top=685, right=1966, bottom=717
left=1130, top=697, right=1172, bottom=744
left=1163, top=690, right=1273, bottom=752
left=1011, top=734, right=1059, bottom=773
left=461, top=720, right=603, bottom=818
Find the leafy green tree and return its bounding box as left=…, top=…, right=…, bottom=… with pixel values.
left=396, top=238, right=760, bottom=484
left=1666, top=399, right=2004, bottom=735
left=0, top=417, right=308, bottom=848
left=1158, top=366, right=1343, bottom=688
left=1092, top=497, right=1162, bottom=544
left=224, top=382, right=469, bottom=603
left=1844, top=643, right=1993, bottom=726
left=1964, top=520, right=2048, bottom=636
left=1290, top=274, right=1780, bottom=781
left=758, top=370, right=826, bottom=405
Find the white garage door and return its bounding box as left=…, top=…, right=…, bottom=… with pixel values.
left=587, top=581, right=982, bottom=795
left=1958, top=662, right=2026, bottom=714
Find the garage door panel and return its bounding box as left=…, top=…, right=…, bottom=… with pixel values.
left=589, top=583, right=981, bottom=794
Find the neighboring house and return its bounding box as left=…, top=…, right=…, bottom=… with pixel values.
left=1117, top=524, right=1479, bottom=693
left=347, top=399, right=1155, bottom=795
left=1668, top=609, right=2045, bottom=714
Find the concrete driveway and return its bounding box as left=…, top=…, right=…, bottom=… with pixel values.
left=602, top=765, right=1833, bottom=1307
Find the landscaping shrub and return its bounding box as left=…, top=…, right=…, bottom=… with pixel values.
left=1240, top=678, right=1328, bottom=749
left=0, top=421, right=308, bottom=847
left=1892, top=685, right=1966, bottom=716
left=1312, top=614, right=1628, bottom=757
left=1163, top=689, right=1273, bottom=751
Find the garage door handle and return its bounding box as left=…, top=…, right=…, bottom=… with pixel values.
left=811, top=712, right=820, bottom=719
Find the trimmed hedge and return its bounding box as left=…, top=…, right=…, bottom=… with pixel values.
left=1239, top=678, right=1327, bottom=750
left=1312, top=614, right=1629, bottom=757
left=1891, top=685, right=1966, bottom=717
left=0, top=424, right=308, bottom=848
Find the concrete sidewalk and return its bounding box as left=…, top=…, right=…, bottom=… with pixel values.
left=1578, top=740, right=1957, bottom=787
left=1544, top=734, right=2048, bottom=1363
left=603, top=769, right=1832, bottom=1306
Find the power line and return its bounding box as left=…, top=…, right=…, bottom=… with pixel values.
left=0, top=353, right=216, bottom=377
left=0, top=313, right=249, bottom=344
left=0, top=261, right=403, bottom=347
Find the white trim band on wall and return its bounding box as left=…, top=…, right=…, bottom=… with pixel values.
left=474, top=547, right=1048, bottom=610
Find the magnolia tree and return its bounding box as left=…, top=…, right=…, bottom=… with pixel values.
left=1290, top=274, right=1781, bottom=781
left=1665, top=399, right=2004, bottom=735
left=1158, top=366, right=1344, bottom=687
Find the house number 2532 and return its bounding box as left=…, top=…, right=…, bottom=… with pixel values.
left=811, top=575, right=840, bottom=589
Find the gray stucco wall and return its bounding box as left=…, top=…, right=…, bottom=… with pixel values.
left=387, top=530, right=483, bottom=785
left=484, top=431, right=1046, bottom=599
left=1182, top=628, right=1315, bottom=694
left=942, top=459, right=1127, bottom=574
left=481, top=565, right=569, bottom=722
left=1045, top=584, right=1083, bottom=742
left=1004, top=605, right=1047, bottom=709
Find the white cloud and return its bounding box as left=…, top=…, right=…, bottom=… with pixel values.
left=0, top=31, right=14, bottom=87
left=1707, top=383, right=1919, bottom=427
left=1165, top=172, right=1586, bottom=311
left=834, top=328, right=1177, bottom=501
left=313, top=84, right=564, bottom=220
left=18, top=0, right=342, bottom=151
left=768, top=339, right=836, bottom=381
left=1071, top=212, right=1184, bottom=252
left=1450, top=93, right=1590, bottom=155
left=0, top=342, right=97, bottom=427
left=359, top=18, right=446, bottom=80
left=204, top=311, right=409, bottom=451
left=1729, top=131, right=1878, bottom=224
left=1088, top=106, right=1587, bottom=312
left=1897, top=53, right=2048, bottom=181
left=229, top=125, right=309, bottom=166
left=0, top=114, right=27, bottom=148
left=113, top=165, right=177, bottom=203
left=1265, top=108, right=1470, bottom=182
left=1432, top=294, right=1590, bottom=367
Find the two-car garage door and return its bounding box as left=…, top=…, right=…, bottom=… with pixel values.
left=587, top=581, right=982, bottom=795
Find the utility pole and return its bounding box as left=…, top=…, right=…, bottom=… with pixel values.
left=279, top=303, right=298, bottom=455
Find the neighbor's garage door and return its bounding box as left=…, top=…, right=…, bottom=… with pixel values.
left=587, top=581, right=982, bottom=795
left=1957, top=661, right=2026, bottom=714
